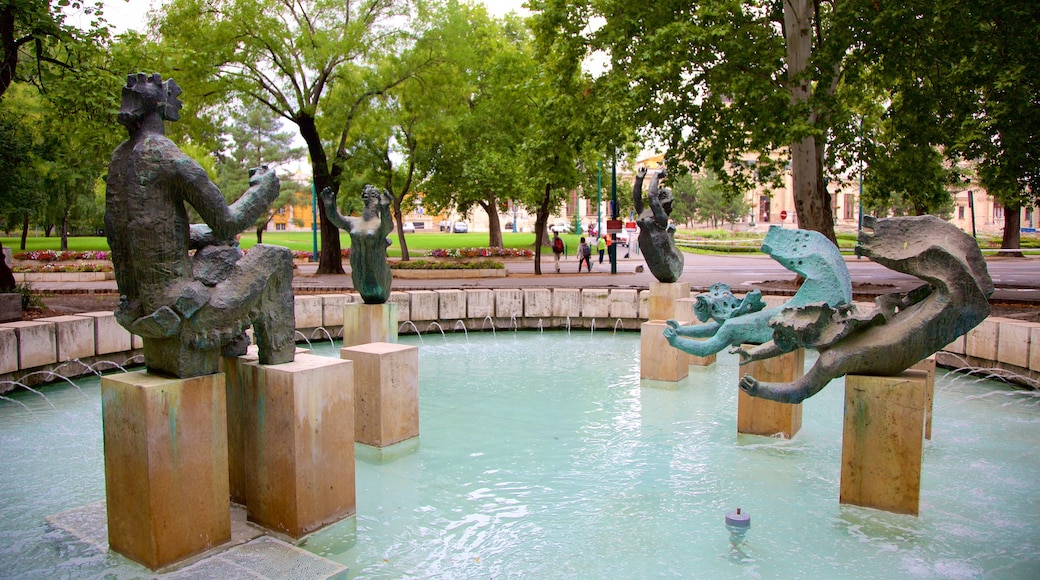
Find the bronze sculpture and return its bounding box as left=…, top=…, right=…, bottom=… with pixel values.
left=664, top=226, right=852, bottom=358
left=105, top=73, right=295, bottom=378
left=633, top=167, right=684, bottom=283
left=318, top=184, right=394, bottom=304
left=738, top=215, right=993, bottom=403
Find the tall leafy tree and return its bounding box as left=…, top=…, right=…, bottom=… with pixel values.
left=155, top=0, right=418, bottom=274
left=531, top=0, right=881, bottom=244
left=413, top=3, right=539, bottom=252
left=854, top=0, right=1039, bottom=251
left=671, top=169, right=749, bottom=229
left=0, top=0, right=109, bottom=99
left=217, top=100, right=305, bottom=242
left=526, top=2, right=636, bottom=274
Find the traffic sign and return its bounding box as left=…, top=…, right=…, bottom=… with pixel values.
left=780, top=210, right=788, bottom=220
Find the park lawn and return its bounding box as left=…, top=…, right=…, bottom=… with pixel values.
left=1, top=231, right=563, bottom=258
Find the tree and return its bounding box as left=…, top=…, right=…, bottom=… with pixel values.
left=0, top=24, right=122, bottom=249
left=531, top=0, right=901, bottom=244
left=413, top=4, right=540, bottom=251
left=155, top=0, right=418, bottom=274
left=0, top=94, right=40, bottom=246
left=217, top=100, right=305, bottom=242
left=527, top=2, right=637, bottom=274
left=672, top=170, right=749, bottom=229
left=1, top=0, right=108, bottom=99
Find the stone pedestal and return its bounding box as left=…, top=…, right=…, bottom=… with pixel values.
left=640, top=321, right=689, bottom=382
left=910, top=356, right=936, bottom=440
left=339, top=342, right=419, bottom=448
left=0, top=293, right=20, bottom=323
left=342, top=302, right=398, bottom=347
left=242, top=354, right=356, bottom=539
left=840, top=370, right=928, bottom=516
left=222, top=349, right=260, bottom=506
left=648, top=281, right=690, bottom=321
left=737, top=347, right=804, bottom=438
left=101, top=371, right=230, bottom=570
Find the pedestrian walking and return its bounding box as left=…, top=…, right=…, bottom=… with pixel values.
left=551, top=231, right=565, bottom=273
left=597, top=236, right=606, bottom=263
left=577, top=237, right=592, bottom=272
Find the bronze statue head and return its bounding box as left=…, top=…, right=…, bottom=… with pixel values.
left=118, top=73, right=183, bottom=129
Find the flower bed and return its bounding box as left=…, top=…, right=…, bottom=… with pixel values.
left=427, top=247, right=532, bottom=259
left=390, top=259, right=503, bottom=270
left=13, top=263, right=112, bottom=273
left=14, top=250, right=110, bottom=261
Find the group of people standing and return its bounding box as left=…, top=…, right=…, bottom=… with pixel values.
left=551, top=230, right=614, bottom=273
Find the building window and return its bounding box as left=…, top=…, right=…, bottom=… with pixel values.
left=844, top=194, right=855, bottom=220
left=994, top=204, right=1004, bottom=221
left=276, top=223, right=287, bottom=231
left=958, top=206, right=965, bottom=220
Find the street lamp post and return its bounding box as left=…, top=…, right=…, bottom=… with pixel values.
left=310, top=182, right=318, bottom=262
left=610, top=152, right=617, bottom=274
left=597, top=161, right=602, bottom=239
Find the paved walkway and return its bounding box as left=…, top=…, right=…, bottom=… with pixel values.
left=30, top=253, right=1040, bottom=305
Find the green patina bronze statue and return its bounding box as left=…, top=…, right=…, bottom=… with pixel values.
left=318, top=184, right=394, bottom=304
left=664, top=226, right=852, bottom=358
left=105, top=73, right=295, bottom=378
left=633, top=166, right=685, bottom=283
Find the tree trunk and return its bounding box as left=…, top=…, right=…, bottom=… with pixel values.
left=0, top=241, right=14, bottom=291
left=0, top=6, right=18, bottom=100
left=1001, top=201, right=1023, bottom=257
left=60, top=208, right=69, bottom=252
left=784, top=0, right=837, bottom=244
left=20, top=214, right=28, bottom=250
left=297, top=115, right=345, bottom=274
left=480, top=196, right=504, bottom=248
left=533, top=184, right=552, bottom=275
left=394, top=202, right=409, bottom=262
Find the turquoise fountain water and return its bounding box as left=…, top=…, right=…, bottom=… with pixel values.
left=1, top=331, right=1038, bottom=578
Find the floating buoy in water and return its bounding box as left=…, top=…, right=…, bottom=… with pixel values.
left=725, top=507, right=750, bottom=528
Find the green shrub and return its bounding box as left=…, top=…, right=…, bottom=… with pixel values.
left=16, top=282, right=43, bottom=310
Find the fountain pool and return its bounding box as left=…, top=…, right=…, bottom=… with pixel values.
left=1, top=331, right=1038, bottom=578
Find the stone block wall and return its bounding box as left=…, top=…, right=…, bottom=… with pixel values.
left=3, top=289, right=1038, bottom=392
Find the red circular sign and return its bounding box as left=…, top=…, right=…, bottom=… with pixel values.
left=780, top=210, right=788, bottom=220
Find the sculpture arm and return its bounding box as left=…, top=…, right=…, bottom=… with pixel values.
left=730, top=340, right=787, bottom=364
left=379, top=189, right=395, bottom=237
left=178, top=156, right=278, bottom=240
left=663, top=326, right=730, bottom=357
left=317, top=186, right=355, bottom=232
left=666, top=318, right=721, bottom=338
left=632, top=167, right=647, bottom=215
left=647, top=169, right=669, bottom=226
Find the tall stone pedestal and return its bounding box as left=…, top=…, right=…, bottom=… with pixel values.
left=223, top=349, right=259, bottom=506
left=640, top=321, right=689, bottom=382
left=648, top=281, right=690, bottom=321
left=910, top=356, right=936, bottom=440
left=340, top=342, right=419, bottom=448
left=840, top=370, right=928, bottom=515
left=102, top=371, right=230, bottom=570
left=242, top=354, right=356, bottom=539
left=342, top=302, right=398, bottom=347
left=737, top=347, right=804, bottom=438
